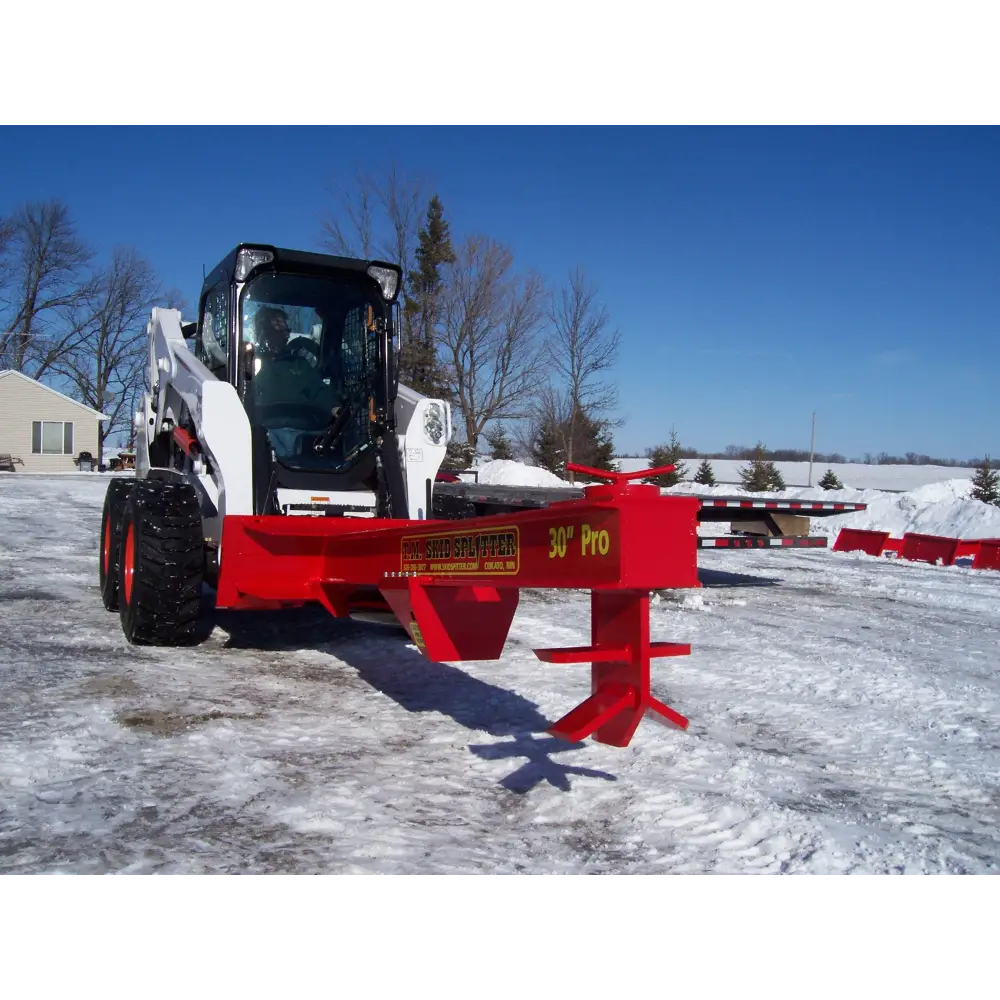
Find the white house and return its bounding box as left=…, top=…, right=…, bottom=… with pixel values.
left=0, top=370, right=109, bottom=472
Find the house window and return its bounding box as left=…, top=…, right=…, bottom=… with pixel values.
left=31, top=421, right=74, bottom=455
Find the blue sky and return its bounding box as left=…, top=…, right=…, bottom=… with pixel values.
left=1, top=126, right=996, bottom=459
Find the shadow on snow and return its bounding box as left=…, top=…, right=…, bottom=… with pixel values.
left=206, top=601, right=615, bottom=793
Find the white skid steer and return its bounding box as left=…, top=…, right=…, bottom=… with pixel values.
left=99, top=243, right=451, bottom=643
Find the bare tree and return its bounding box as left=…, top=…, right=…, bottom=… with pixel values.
left=0, top=214, right=14, bottom=271
left=55, top=247, right=166, bottom=465
left=0, top=199, right=95, bottom=379
left=524, top=382, right=617, bottom=476
left=545, top=267, right=622, bottom=475
left=374, top=164, right=425, bottom=281
left=518, top=382, right=569, bottom=466
left=320, top=164, right=425, bottom=341
left=0, top=213, right=13, bottom=345
left=320, top=168, right=378, bottom=260
left=439, top=235, right=547, bottom=455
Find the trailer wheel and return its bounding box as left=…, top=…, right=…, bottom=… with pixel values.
left=99, top=478, right=137, bottom=611
left=118, top=480, right=204, bottom=645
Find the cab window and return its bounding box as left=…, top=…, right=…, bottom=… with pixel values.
left=197, top=283, right=229, bottom=376
left=239, top=271, right=382, bottom=471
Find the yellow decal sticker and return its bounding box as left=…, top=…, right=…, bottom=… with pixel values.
left=579, top=523, right=611, bottom=557
left=547, top=525, right=574, bottom=558
left=401, top=526, right=520, bottom=576
left=548, top=523, right=611, bottom=558
left=409, top=621, right=426, bottom=649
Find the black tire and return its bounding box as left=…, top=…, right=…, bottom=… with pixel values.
left=99, top=479, right=137, bottom=611
left=118, top=480, right=204, bottom=645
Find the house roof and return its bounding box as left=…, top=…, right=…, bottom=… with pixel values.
left=0, top=369, right=112, bottom=420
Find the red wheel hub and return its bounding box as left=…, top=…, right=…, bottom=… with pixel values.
left=103, top=516, right=111, bottom=575
left=123, top=522, right=135, bottom=605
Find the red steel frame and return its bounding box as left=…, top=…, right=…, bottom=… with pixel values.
left=216, top=464, right=701, bottom=747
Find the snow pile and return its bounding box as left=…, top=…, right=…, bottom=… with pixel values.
left=804, top=480, right=1000, bottom=541
left=475, top=459, right=572, bottom=488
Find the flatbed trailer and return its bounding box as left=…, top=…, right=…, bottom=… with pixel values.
left=434, top=482, right=866, bottom=546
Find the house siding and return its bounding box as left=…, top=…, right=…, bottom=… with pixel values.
left=0, top=373, right=103, bottom=473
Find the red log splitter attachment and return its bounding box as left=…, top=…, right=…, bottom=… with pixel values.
left=215, top=464, right=701, bottom=748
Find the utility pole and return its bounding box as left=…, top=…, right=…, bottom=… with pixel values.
left=808, top=411, right=816, bottom=487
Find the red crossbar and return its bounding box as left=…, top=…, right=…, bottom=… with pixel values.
left=536, top=641, right=691, bottom=664
left=566, top=462, right=676, bottom=485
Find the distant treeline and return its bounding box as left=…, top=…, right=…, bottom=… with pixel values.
left=624, top=445, right=1000, bottom=470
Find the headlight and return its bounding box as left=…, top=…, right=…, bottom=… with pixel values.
left=367, top=264, right=400, bottom=302
left=235, top=248, right=274, bottom=282
left=423, top=403, right=445, bottom=445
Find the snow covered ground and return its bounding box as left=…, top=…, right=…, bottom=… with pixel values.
left=2, top=473, right=1000, bottom=873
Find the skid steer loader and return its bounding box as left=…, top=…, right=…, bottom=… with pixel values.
left=99, top=244, right=452, bottom=643
left=94, top=243, right=707, bottom=747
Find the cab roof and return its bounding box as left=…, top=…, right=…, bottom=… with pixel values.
left=201, top=243, right=400, bottom=298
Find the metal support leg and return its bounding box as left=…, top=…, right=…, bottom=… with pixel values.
left=535, top=590, right=690, bottom=747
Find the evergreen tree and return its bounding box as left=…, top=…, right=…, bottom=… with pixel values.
left=739, top=441, right=784, bottom=492
left=531, top=410, right=565, bottom=475
left=739, top=442, right=771, bottom=491
left=970, top=455, right=1000, bottom=505
left=646, top=427, right=688, bottom=488
left=486, top=423, right=515, bottom=461
left=580, top=411, right=617, bottom=473
left=445, top=438, right=476, bottom=468
left=400, top=194, right=455, bottom=399
left=530, top=406, right=615, bottom=476
left=693, top=458, right=717, bottom=486
left=819, top=468, right=843, bottom=490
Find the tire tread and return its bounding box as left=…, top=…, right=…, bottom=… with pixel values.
left=119, top=481, right=204, bottom=645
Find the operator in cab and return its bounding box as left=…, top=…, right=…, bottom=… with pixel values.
left=254, top=307, right=331, bottom=402
left=252, top=306, right=340, bottom=459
